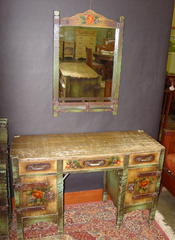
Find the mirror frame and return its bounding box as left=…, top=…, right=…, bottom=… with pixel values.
left=53, top=10, right=124, bottom=116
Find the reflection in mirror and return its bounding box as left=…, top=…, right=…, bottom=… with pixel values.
left=53, top=10, right=124, bottom=116
left=60, top=26, right=115, bottom=98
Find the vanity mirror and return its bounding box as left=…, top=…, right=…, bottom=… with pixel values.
left=53, top=10, right=124, bottom=116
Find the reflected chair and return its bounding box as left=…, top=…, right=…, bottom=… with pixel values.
left=161, top=129, right=175, bottom=196
left=86, top=47, right=105, bottom=78
left=96, top=40, right=115, bottom=52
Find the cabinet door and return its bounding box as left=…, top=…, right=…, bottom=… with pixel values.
left=0, top=118, right=9, bottom=240
left=0, top=208, right=8, bottom=240
left=125, top=166, right=161, bottom=206
left=14, top=175, right=58, bottom=217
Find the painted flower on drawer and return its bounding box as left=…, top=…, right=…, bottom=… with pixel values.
left=139, top=179, right=150, bottom=188
left=137, top=177, right=154, bottom=193
left=128, top=177, right=155, bottom=194
left=32, top=190, right=43, bottom=199
left=27, top=183, right=55, bottom=206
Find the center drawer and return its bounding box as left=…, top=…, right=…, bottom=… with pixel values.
left=63, top=155, right=123, bottom=172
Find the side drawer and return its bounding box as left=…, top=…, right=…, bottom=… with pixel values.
left=63, top=155, right=123, bottom=172
left=125, top=166, right=161, bottom=206
left=129, top=152, right=159, bottom=165
left=14, top=175, right=57, bottom=217
left=19, top=159, right=57, bottom=175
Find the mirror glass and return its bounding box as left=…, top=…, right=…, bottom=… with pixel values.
left=59, top=26, right=115, bottom=98
left=53, top=10, right=124, bottom=116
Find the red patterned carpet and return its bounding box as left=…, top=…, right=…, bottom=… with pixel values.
left=10, top=200, right=169, bottom=240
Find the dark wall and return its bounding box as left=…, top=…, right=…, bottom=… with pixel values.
left=0, top=0, right=174, bottom=192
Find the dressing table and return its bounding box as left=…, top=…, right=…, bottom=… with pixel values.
left=10, top=130, right=164, bottom=239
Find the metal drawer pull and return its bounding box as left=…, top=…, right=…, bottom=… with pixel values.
left=88, top=163, right=101, bottom=166
left=26, top=163, right=51, bottom=171
left=138, top=171, right=161, bottom=178
left=132, top=192, right=158, bottom=200
left=84, top=160, right=105, bottom=167
left=134, top=154, right=154, bottom=163
left=16, top=205, right=46, bottom=213
left=14, top=182, right=48, bottom=191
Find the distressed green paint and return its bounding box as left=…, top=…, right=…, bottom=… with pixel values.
left=112, top=16, right=125, bottom=115
left=116, top=155, right=129, bottom=228
left=12, top=158, right=21, bottom=208
left=53, top=10, right=60, bottom=117
left=149, top=149, right=165, bottom=223
left=105, top=169, right=120, bottom=203
left=57, top=160, right=64, bottom=233
left=128, top=163, right=158, bottom=169
left=0, top=118, right=9, bottom=240
left=124, top=202, right=153, bottom=213
left=103, top=171, right=108, bottom=201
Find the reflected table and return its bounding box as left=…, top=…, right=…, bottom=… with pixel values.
left=59, top=62, right=100, bottom=98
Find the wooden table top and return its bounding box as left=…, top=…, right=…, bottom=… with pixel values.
left=60, top=62, right=99, bottom=79
left=11, top=131, right=163, bottom=161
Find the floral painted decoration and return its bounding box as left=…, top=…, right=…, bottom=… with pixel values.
left=27, top=182, right=55, bottom=206
left=137, top=177, right=154, bottom=193
left=65, top=156, right=121, bottom=169
left=65, top=160, right=82, bottom=169
left=128, top=176, right=155, bottom=194
left=108, top=156, right=121, bottom=165
left=80, top=14, right=100, bottom=24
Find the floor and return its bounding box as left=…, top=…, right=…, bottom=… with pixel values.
left=157, top=188, right=175, bottom=239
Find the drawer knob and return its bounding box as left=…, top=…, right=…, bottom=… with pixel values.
left=26, top=163, right=51, bottom=171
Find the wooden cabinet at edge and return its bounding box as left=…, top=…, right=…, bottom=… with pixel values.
left=12, top=157, right=63, bottom=239
left=0, top=118, right=10, bottom=239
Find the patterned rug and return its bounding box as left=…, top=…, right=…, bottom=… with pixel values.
left=10, top=200, right=170, bottom=240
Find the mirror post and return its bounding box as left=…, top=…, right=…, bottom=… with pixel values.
left=53, top=11, right=60, bottom=117
left=112, top=16, right=125, bottom=115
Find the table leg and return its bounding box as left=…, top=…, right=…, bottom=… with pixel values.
left=57, top=162, right=64, bottom=233
left=103, top=171, right=108, bottom=202
left=148, top=149, right=165, bottom=223
left=57, top=173, right=64, bottom=233
left=116, top=156, right=129, bottom=229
